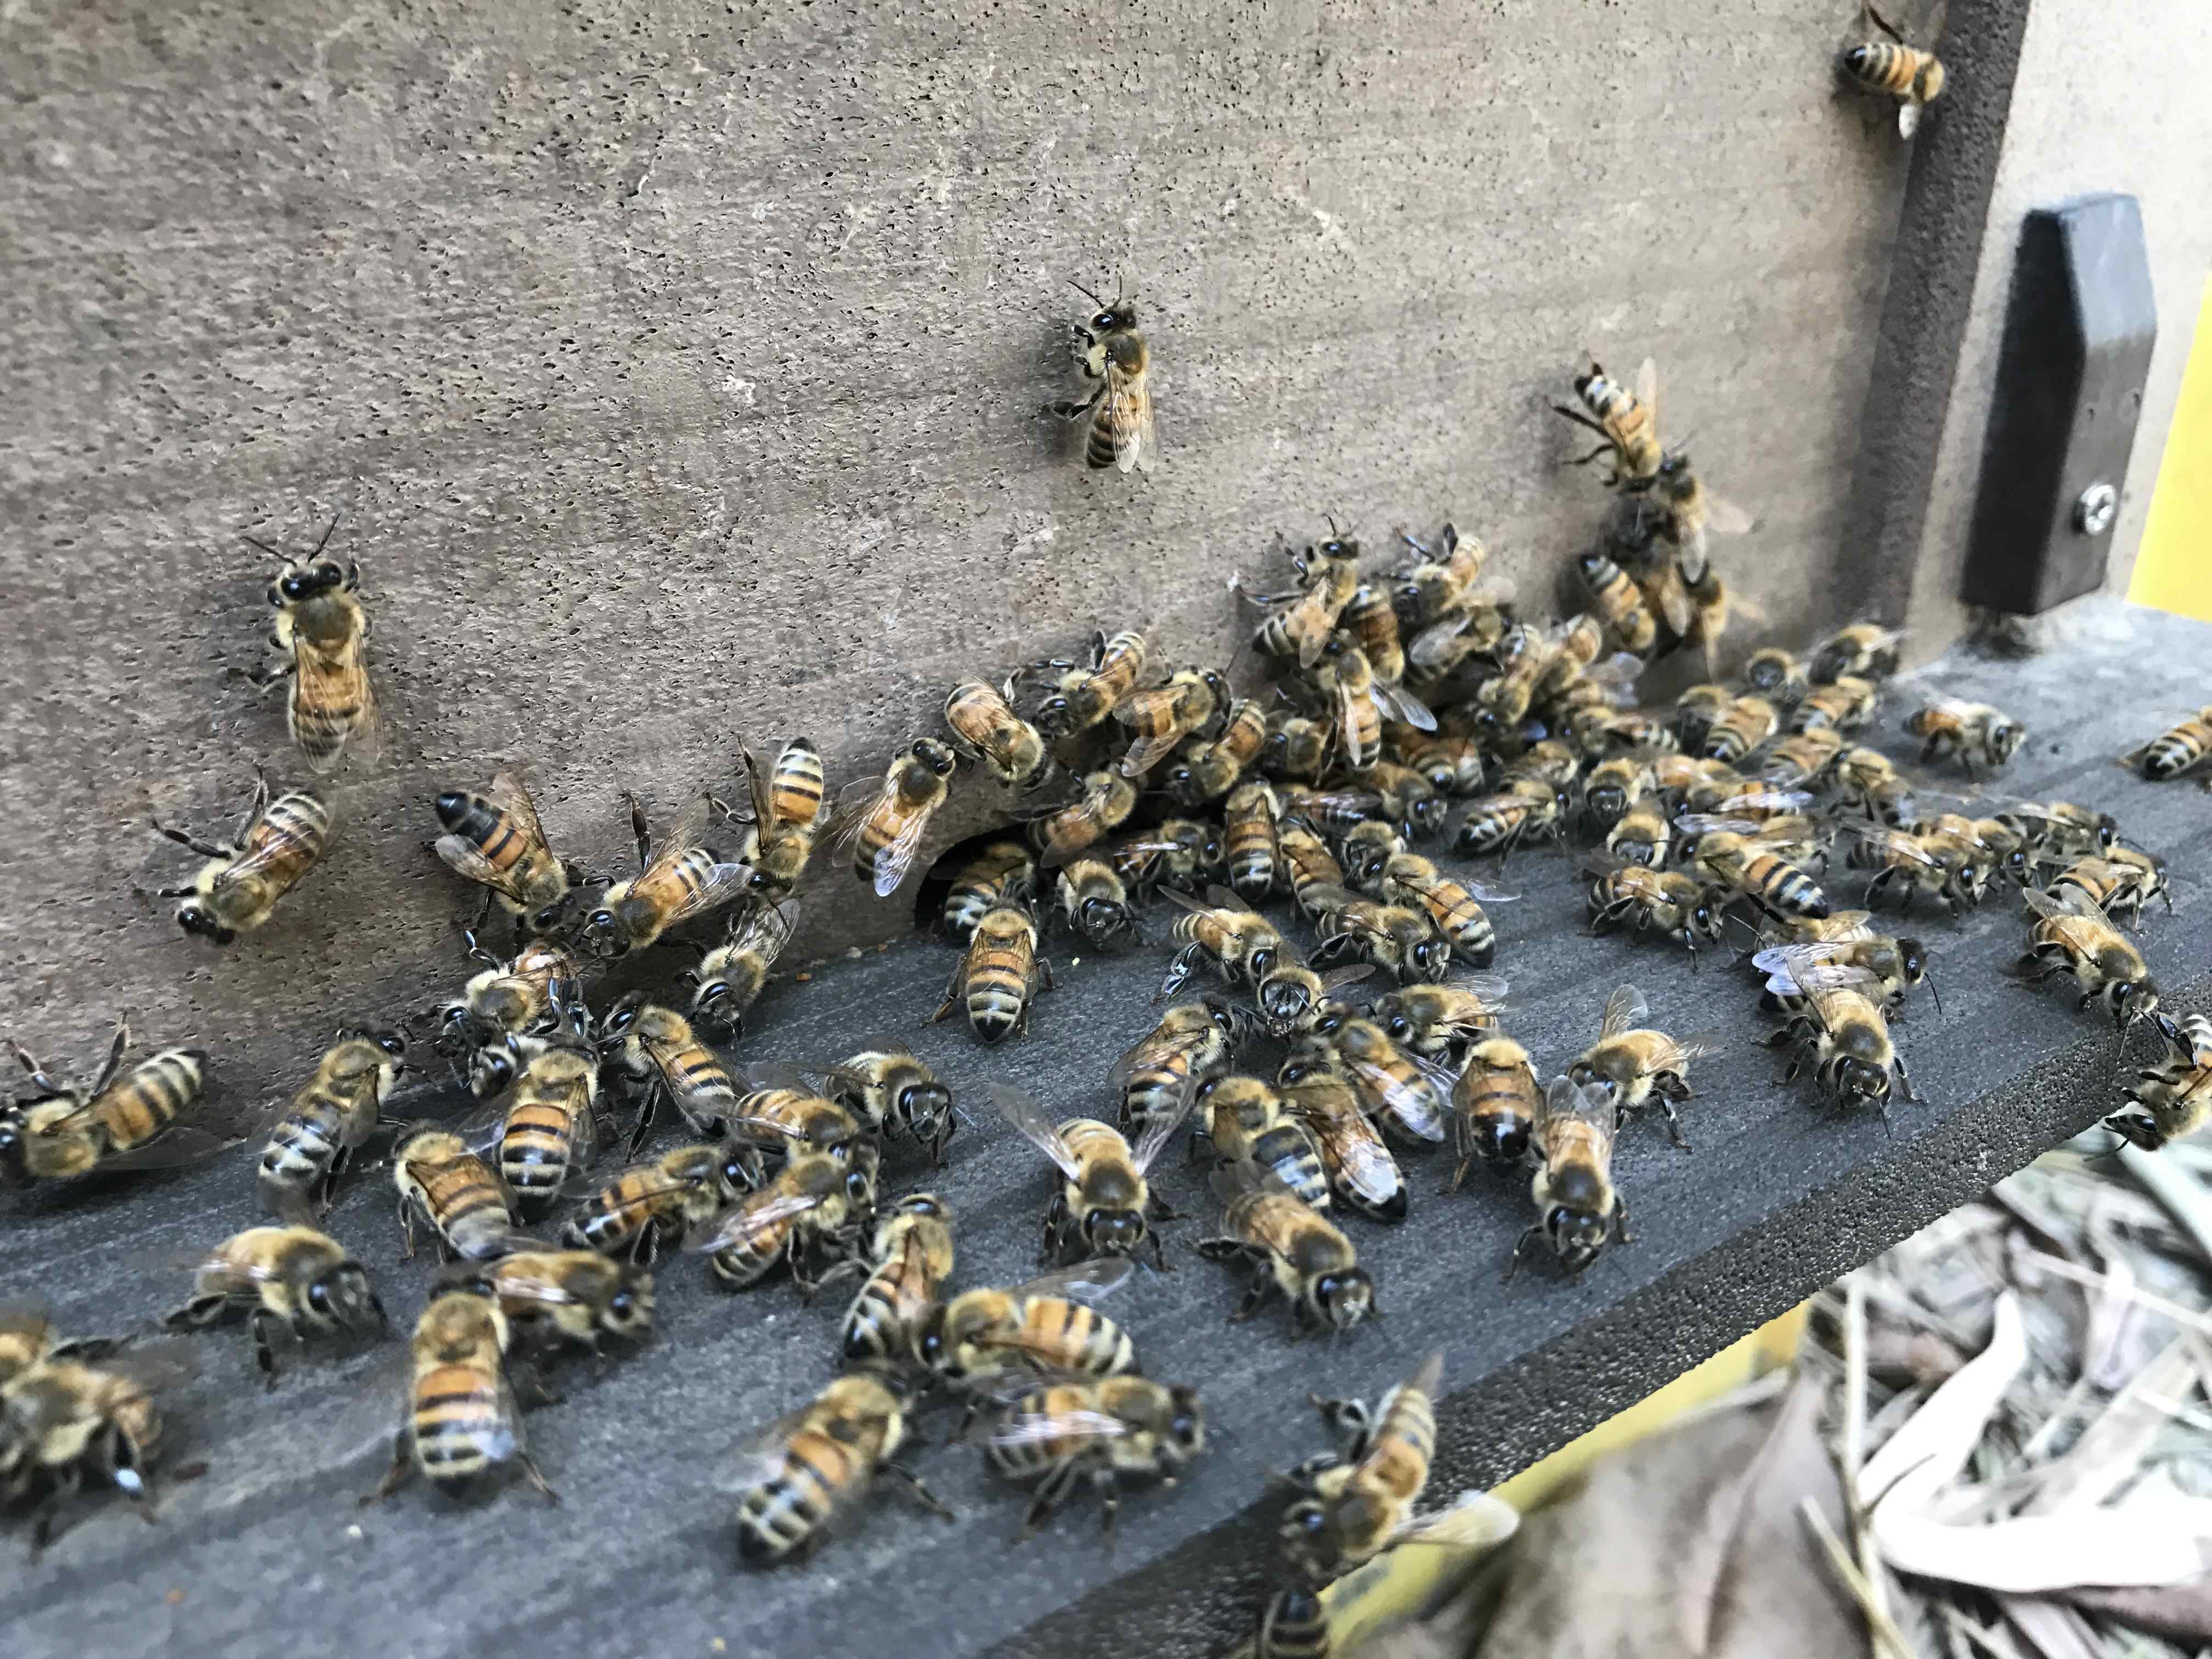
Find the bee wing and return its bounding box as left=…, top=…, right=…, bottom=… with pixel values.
left=1599, top=984, right=1650, bottom=1040
left=1750, top=941, right=1854, bottom=995
left=1701, top=493, right=1754, bottom=537
left=594, top=1164, right=702, bottom=1228
left=1116, top=729, right=1186, bottom=780
left=1539, top=1073, right=1617, bottom=1134
left=1129, top=1084, right=1198, bottom=1173
left=870, top=802, right=937, bottom=899
left=1106, top=1029, right=1204, bottom=1109
left=1104, top=358, right=1153, bottom=475
left=1375, top=681, right=1438, bottom=732
left=293, top=637, right=380, bottom=774
left=989, top=1406, right=1135, bottom=1448
left=485, top=772, right=550, bottom=849
left=681, top=1188, right=834, bottom=1255
left=1158, top=885, right=1230, bottom=923
left=1667, top=1029, right=1730, bottom=1066
left=1898, top=99, right=1921, bottom=139
left=1407, top=613, right=1475, bottom=673
left=0, top=1301, right=54, bottom=1351
left=1328, top=1131, right=1407, bottom=1209
left=1917, top=694, right=1993, bottom=721
left=737, top=744, right=777, bottom=829
left=1002, top=1257, right=1137, bottom=1304
left=1844, top=823, right=1943, bottom=867
left=1110, top=684, right=1191, bottom=730
left=1210, top=1157, right=1297, bottom=1204
left=712, top=1402, right=820, bottom=1496
left=1204, top=883, right=1262, bottom=915
left=1314, top=964, right=1378, bottom=996
left=821, top=785, right=887, bottom=863
left=1584, top=653, right=1646, bottom=690
left=637, top=793, right=719, bottom=882
left=986, top=1084, right=1084, bottom=1180
left=94, top=1126, right=244, bottom=1175
left=1643, top=569, right=1696, bottom=635
left=1634, top=357, right=1660, bottom=422
left=1792, top=964, right=1883, bottom=1032
left=432, top=836, right=539, bottom=906
left=1674, top=814, right=1761, bottom=836
left=1349, top=1053, right=1448, bottom=1142
left=1462, top=878, right=1520, bottom=903
left=1720, top=789, right=1813, bottom=815
left=730, top=899, right=798, bottom=957
left=2023, top=884, right=2107, bottom=922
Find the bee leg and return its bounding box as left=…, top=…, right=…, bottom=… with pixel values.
left=149, top=819, right=231, bottom=861
left=396, top=1197, right=417, bottom=1260
left=362, top=1435, right=413, bottom=1505
left=516, top=1452, right=561, bottom=1506
left=1020, top=1459, right=1083, bottom=1536
left=1050, top=388, right=1105, bottom=422
left=26, top=1465, right=84, bottom=1555
left=622, top=792, right=653, bottom=872
left=1892, top=1053, right=1922, bottom=1105
left=1226, top=1281, right=1271, bottom=1323
left=883, top=1461, right=955, bottom=1521
left=250, top=1307, right=285, bottom=1387
left=511, top=1362, right=565, bottom=1409
left=1614, top=1196, right=1637, bottom=1245
left=1093, top=1474, right=1122, bottom=1544
left=1502, top=1226, right=1544, bottom=1283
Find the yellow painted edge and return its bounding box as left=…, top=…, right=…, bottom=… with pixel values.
left=2129, top=274, right=2212, bottom=623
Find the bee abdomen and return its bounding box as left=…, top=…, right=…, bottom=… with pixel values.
left=1846, top=40, right=1916, bottom=94
left=414, top=1369, right=506, bottom=1482
left=1252, top=1127, right=1331, bottom=1210
left=108, top=1050, right=208, bottom=1150
left=501, top=1104, right=578, bottom=1204
left=736, top=1440, right=849, bottom=1561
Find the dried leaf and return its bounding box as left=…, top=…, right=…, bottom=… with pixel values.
left=1996, top=1595, right=2103, bottom=1659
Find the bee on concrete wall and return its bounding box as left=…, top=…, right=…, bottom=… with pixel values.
left=1841, top=2, right=1949, bottom=138
left=1051, top=272, right=1157, bottom=473
left=828, top=741, right=958, bottom=898
left=151, top=776, right=332, bottom=944
left=1553, top=358, right=1662, bottom=487
left=432, top=772, right=577, bottom=931
left=246, top=517, right=379, bottom=771
left=3, top=1019, right=218, bottom=1187
left=734, top=738, right=829, bottom=899
left=563, top=793, right=750, bottom=958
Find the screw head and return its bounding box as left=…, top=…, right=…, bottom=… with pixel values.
left=2074, top=482, right=2118, bottom=535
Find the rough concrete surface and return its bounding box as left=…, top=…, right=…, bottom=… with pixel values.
left=0, top=0, right=1923, bottom=1107
left=4, top=602, right=2206, bottom=1659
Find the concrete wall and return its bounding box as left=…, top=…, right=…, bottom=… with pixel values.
left=0, top=0, right=1918, bottom=1111
left=1909, top=0, right=2212, bottom=640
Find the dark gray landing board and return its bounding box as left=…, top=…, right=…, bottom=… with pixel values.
left=5, top=600, right=2208, bottom=1659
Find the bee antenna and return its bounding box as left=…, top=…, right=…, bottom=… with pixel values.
left=239, top=532, right=286, bottom=560
left=312, top=512, right=343, bottom=555
left=1069, top=279, right=1105, bottom=308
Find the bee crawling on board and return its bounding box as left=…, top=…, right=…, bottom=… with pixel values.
left=1050, top=270, right=1158, bottom=474
left=1510, top=1075, right=1634, bottom=1279
left=150, top=774, right=333, bottom=945
left=1840, top=1, right=1949, bottom=138
left=2104, top=1014, right=2212, bottom=1152
left=246, top=515, right=380, bottom=771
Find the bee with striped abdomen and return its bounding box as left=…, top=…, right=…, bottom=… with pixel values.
left=1584, top=858, right=1725, bottom=957
left=1754, top=935, right=1937, bottom=1018
left=818, top=1045, right=956, bottom=1167
left=1387, top=522, right=1487, bottom=627
left=1159, top=885, right=1286, bottom=1000
left=1248, top=534, right=1363, bottom=668
left=1166, top=697, right=1270, bottom=805
left=920, top=1257, right=1137, bottom=1394
left=724, top=1066, right=868, bottom=1171
left=1262, top=712, right=1335, bottom=784
left=1790, top=676, right=1879, bottom=734
left=995, top=1083, right=1184, bottom=1271
left=1198, top=1162, right=1374, bottom=1335
left=828, top=741, right=958, bottom=899
left=1766, top=961, right=1918, bottom=1114
left=1578, top=549, right=1658, bottom=656
left=2, top=1021, right=217, bottom=1188
left=1841, top=2, right=1948, bottom=137
left=366, top=1279, right=555, bottom=1508
left=1052, top=858, right=1143, bottom=950
left=1512, top=1075, right=1631, bottom=1277
left=1701, top=695, right=1778, bottom=763
left=836, top=1193, right=955, bottom=1370
left=1392, top=728, right=1486, bottom=796
left=1277, top=816, right=1347, bottom=918
left=2106, top=1014, right=2212, bottom=1152
left=1109, top=817, right=1223, bottom=898
left=1567, top=985, right=1724, bottom=1148
left=944, top=679, right=1055, bottom=793
left=256, top=1028, right=405, bottom=1221
left=1990, top=798, right=2120, bottom=861
left=1030, top=769, right=1139, bottom=867
left=733, top=738, right=828, bottom=899
left=1112, top=668, right=1229, bottom=779
left=165, top=1224, right=386, bottom=1384
left=1905, top=696, right=2023, bottom=775
left=1189, top=1075, right=1331, bottom=1210
left=1053, top=272, right=1157, bottom=473
left=943, top=840, right=1037, bottom=942
left=725, top=1372, right=951, bottom=1564
left=247, top=517, right=377, bottom=771
left=1, top=1345, right=185, bottom=1551
left=1811, top=622, right=1909, bottom=685
left=1027, top=629, right=1150, bottom=738
left=1369, top=976, right=1511, bottom=1062
left=2047, top=851, right=2170, bottom=928
left=1220, top=781, right=1283, bottom=904
left=436, top=934, right=582, bottom=1077
left=432, top=772, right=575, bottom=929
left=2016, top=887, right=2161, bottom=1034
left=933, top=901, right=1053, bottom=1044
left=1319, top=639, right=1434, bottom=772
left=1826, top=744, right=1917, bottom=824
left=1276, top=1057, right=1408, bottom=1222
left=1277, top=1352, right=1443, bottom=1581
left=1381, top=852, right=1515, bottom=969
left=682, top=899, right=797, bottom=1039
left=1554, top=357, right=1662, bottom=486
left=598, top=996, right=741, bottom=1154
left=564, top=792, right=749, bottom=958
left=1581, top=755, right=1655, bottom=837
left=986, top=1374, right=1206, bottom=1537
left=1604, top=795, right=1673, bottom=867
left=1633, top=450, right=1752, bottom=589
left=489, top=1042, right=602, bottom=1218
left=1328, top=1018, right=1452, bottom=1146
left=1257, top=1587, right=1332, bottom=1659
left=392, top=1127, right=520, bottom=1262
left=487, top=1250, right=654, bottom=1355
left=1671, top=683, right=1734, bottom=754
left=2121, top=707, right=2212, bottom=784
left=1449, top=1036, right=1543, bottom=1187
left=1680, top=818, right=1832, bottom=918
left=1452, top=780, right=1567, bottom=859
left=562, top=1143, right=737, bottom=1265
left=687, top=1145, right=881, bottom=1293
left=151, top=776, right=331, bottom=945
left=1112, top=1000, right=1250, bottom=1136
left=1306, top=887, right=1452, bottom=985
left=1842, top=823, right=1982, bottom=913
left=1342, top=580, right=1406, bottom=682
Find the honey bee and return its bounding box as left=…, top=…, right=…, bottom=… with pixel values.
left=993, top=1083, right=1184, bottom=1269
left=435, top=933, right=582, bottom=1072
left=2016, top=887, right=2161, bottom=1033
left=1319, top=640, right=1434, bottom=772
left=2122, top=707, right=2212, bottom=785
left=1254, top=953, right=1375, bottom=1044
left=1766, top=961, right=1918, bottom=1113
left=1670, top=683, right=1735, bottom=754
left=0, top=1308, right=123, bottom=1387
left=1567, top=984, right=1723, bottom=1148
left=1052, top=858, right=1144, bottom=950
left=723, top=1066, right=868, bottom=1170
left=1306, top=888, right=1452, bottom=985
left=723, top=1372, right=951, bottom=1564
left=1741, top=646, right=1810, bottom=705
left=1701, top=695, right=1779, bottom=763
left=1452, top=781, right=1567, bottom=859
left=1754, top=934, right=1937, bottom=1018
left=1190, top=1075, right=1331, bottom=1210
left=1810, top=622, right=1908, bottom=685
left=256, top=1029, right=405, bottom=1221
left=1218, top=781, right=1283, bottom=904
left=687, top=1146, right=881, bottom=1293
left=1380, top=853, right=1514, bottom=969
left=1905, top=696, right=2023, bottom=775
left=919, top=1258, right=1138, bottom=1391
left=597, top=996, right=740, bottom=1154
left=829, top=741, right=959, bottom=898
left=1278, top=816, right=1348, bottom=918
left=1165, top=698, right=1271, bottom=805
left=815, top=1045, right=956, bottom=1166
left=1584, top=859, right=1726, bottom=957
left=247, top=518, right=378, bottom=771
left=1276, top=1351, right=1442, bottom=1581
left=1578, top=550, right=1659, bottom=656
left=1328, top=1018, right=1452, bottom=1146
left=488, top=1250, right=654, bottom=1355
left=1571, top=705, right=1679, bottom=757
left=1392, top=729, right=1487, bottom=797
left=944, top=679, right=1054, bottom=792
left=1990, top=798, right=2120, bottom=860
left=391, top=1127, right=520, bottom=1262
left=2047, top=853, right=2170, bottom=929
left=1341, top=582, right=1406, bottom=682
left=1476, top=624, right=1562, bottom=729
left=1511, top=1076, right=1632, bottom=1277
left=1387, top=522, right=1489, bottom=627
left=1198, top=1162, right=1374, bottom=1334
left=986, top=1375, right=1206, bottom=1536
left=1159, top=885, right=1286, bottom=1000
left=1368, top=976, right=1511, bottom=1062
left=681, top=899, right=797, bottom=1039
left=1553, top=357, right=1662, bottom=486
left=1403, top=599, right=1515, bottom=690
left=1053, top=272, right=1157, bottom=473
left=2, top=1346, right=184, bottom=1550
left=1028, top=629, right=1150, bottom=737
left=562, top=1143, right=737, bottom=1265
left=1581, top=755, right=1655, bottom=836
left=1680, top=819, right=1832, bottom=918
left=933, top=902, right=1053, bottom=1043
left=1249, top=535, right=1363, bottom=668
left=1449, top=1036, right=1544, bottom=1188
left=1113, top=668, right=1229, bottom=779
left=1790, top=676, right=1880, bottom=734
left=1842, top=822, right=1986, bottom=913
left=1262, top=712, right=1335, bottom=783
left=1632, top=450, right=1753, bottom=584
left=1108, top=817, right=1223, bottom=897
left=1364, top=761, right=1450, bottom=839
left=836, top=1193, right=956, bottom=1369
left=366, top=1279, right=554, bottom=1508
left=733, top=738, right=828, bottom=899
left=150, top=776, right=331, bottom=944
left=432, top=772, right=575, bottom=928
left=562, top=791, right=750, bottom=959
left=1112, top=1000, right=1250, bottom=1135
left=1826, top=744, right=1918, bottom=823
left=1605, top=797, right=1674, bottom=867
left=1031, top=769, right=1139, bottom=866
left=942, top=840, right=1037, bottom=942
left=2, top=1021, right=217, bottom=1188
left=1841, top=2, right=1949, bottom=138
left=165, top=1224, right=385, bottom=1383
left=1256, top=1586, right=1333, bottom=1659
left=1271, top=1059, right=1405, bottom=1224
left=2106, top=1014, right=2212, bottom=1151
left=488, top=1042, right=602, bottom=1218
